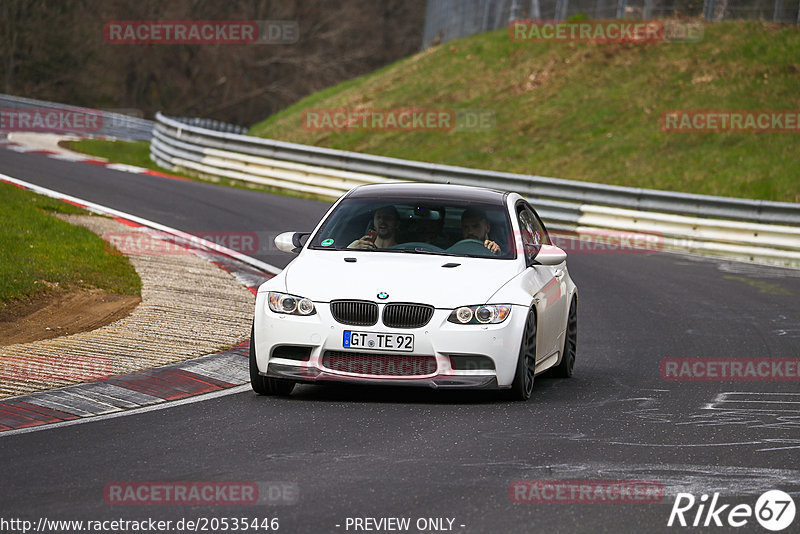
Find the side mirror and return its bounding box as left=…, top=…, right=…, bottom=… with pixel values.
left=275, top=231, right=310, bottom=254
left=533, top=244, right=567, bottom=266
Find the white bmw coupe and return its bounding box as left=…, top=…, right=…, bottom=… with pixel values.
left=250, top=183, right=577, bottom=400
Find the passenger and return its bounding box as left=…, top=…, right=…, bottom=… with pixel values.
left=348, top=206, right=400, bottom=249
left=461, top=207, right=501, bottom=254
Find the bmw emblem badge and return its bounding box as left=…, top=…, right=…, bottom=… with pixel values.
left=377, top=292, right=389, bottom=300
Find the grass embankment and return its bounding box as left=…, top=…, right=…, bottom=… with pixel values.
left=0, top=182, right=141, bottom=308
left=249, top=21, right=800, bottom=203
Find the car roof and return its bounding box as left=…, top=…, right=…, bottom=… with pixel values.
left=345, top=182, right=509, bottom=204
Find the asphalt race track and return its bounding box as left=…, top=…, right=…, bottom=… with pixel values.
left=1, top=148, right=799, bottom=533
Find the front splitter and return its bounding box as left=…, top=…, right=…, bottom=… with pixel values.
left=266, top=363, right=501, bottom=389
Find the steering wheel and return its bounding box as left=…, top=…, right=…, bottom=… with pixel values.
left=446, top=239, right=493, bottom=255
left=450, top=238, right=484, bottom=246
left=388, top=242, right=444, bottom=252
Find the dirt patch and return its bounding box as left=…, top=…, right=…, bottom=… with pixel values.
left=0, top=289, right=141, bottom=346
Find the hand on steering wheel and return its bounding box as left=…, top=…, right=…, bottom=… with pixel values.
left=483, top=239, right=500, bottom=254
left=451, top=238, right=500, bottom=254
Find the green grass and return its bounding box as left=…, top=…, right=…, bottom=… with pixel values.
left=249, top=21, right=800, bottom=203
left=69, top=139, right=198, bottom=180
left=0, top=182, right=142, bottom=306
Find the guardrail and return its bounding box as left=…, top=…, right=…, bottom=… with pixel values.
left=1, top=93, right=153, bottom=141
left=151, top=112, right=800, bottom=268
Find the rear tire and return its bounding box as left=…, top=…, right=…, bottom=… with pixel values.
left=508, top=308, right=537, bottom=401
left=249, top=322, right=295, bottom=396
left=550, top=297, right=577, bottom=378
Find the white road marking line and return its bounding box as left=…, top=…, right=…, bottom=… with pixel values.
left=105, top=163, right=149, bottom=173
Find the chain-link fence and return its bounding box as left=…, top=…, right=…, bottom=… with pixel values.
left=169, top=116, right=248, bottom=135
left=423, top=0, right=800, bottom=47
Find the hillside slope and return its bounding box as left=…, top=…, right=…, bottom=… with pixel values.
left=251, top=21, right=800, bottom=202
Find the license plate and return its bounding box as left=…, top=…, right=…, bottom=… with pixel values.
left=343, top=331, right=414, bottom=352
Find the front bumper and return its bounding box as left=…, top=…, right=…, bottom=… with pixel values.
left=254, top=295, right=528, bottom=388
left=266, top=363, right=501, bottom=389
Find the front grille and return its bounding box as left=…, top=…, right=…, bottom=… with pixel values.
left=322, top=351, right=437, bottom=376
left=382, top=303, right=434, bottom=329
left=330, top=300, right=378, bottom=326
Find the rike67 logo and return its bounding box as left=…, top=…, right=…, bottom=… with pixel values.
left=668, top=490, right=796, bottom=531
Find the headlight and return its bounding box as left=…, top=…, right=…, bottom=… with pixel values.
left=267, top=291, right=316, bottom=316
left=448, top=305, right=511, bottom=325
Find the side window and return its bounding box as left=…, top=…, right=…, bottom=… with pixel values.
left=529, top=208, right=551, bottom=246
left=517, top=208, right=539, bottom=265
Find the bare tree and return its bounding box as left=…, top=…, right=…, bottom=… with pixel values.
left=0, top=0, right=425, bottom=125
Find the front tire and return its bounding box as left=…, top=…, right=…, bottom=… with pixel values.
left=249, top=322, right=295, bottom=396
left=550, top=297, right=577, bottom=378
left=508, top=307, right=537, bottom=401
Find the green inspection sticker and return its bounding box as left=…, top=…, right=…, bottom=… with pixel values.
left=321, top=239, right=334, bottom=247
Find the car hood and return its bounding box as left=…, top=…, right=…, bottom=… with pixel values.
left=284, top=250, right=523, bottom=308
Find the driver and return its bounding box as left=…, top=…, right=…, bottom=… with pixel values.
left=348, top=206, right=400, bottom=249
left=461, top=208, right=501, bottom=254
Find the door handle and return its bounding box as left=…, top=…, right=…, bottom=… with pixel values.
left=554, top=268, right=564, bottom=280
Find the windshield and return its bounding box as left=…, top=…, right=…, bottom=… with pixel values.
left=308, top=197, right=516, bottom=259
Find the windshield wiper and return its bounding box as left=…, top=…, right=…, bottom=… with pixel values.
left=350, top=247, right=456, bottom=256
left=411, top=248, right=461, bottom=256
